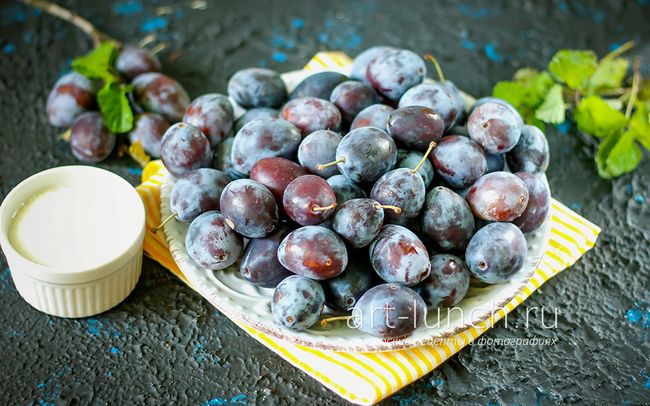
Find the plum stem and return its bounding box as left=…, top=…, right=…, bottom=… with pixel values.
left=320, top=315, right=352, bottom=327
left=373, top=203, right=402, bottom=214
left=410, top=141, right=436, bottom=174
left=17, top=0, right=118, bottom=48
left=625, top=57, right=641, bottom=119
left=311, top=202, right=337, bottom=212
left=602, top=40, right=635, bottom=62
left=423, top=54, right=445, bottom=82
left=225, top=218, right=236, bottom=230
left=151, top=212, right=177, bottom=233
left=316, top=157, right=346, bottom=171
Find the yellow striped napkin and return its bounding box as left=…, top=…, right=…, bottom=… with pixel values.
left=135, top=52, right=601, bottom=405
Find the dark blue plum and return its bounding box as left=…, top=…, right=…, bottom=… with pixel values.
left=326, top=175, right=366, bottom=208
left=183, top=93, right=234, bottom=147
left=352, top=283, right=427, bottom=338
left=298, top=130, right=342, bottom=178
left=387, top=106, right=444, bottom=151
left=290, top=71, right=348, bottom=100
left=160, top=122, right=213, bottom=177
left=350, top=104, right=393, bottom=131
left=212, top=137, right=246, bottom=180
left=471, top=97, right=524, bottom=127
left=240, top=225, right=293, bottom=288
left=280, top=97, right=342, bottom=136
left=506, top=125, right=550, bottom=173
left=421, top=186, right=475, bottom=251
left=332, top=198, right=385, bottom=248
left=69, top=112, right=116, bottom=163
left=219, top=179, right=279, bottom=238
left=185, top=211, right=244, bottom=270
left=369, top=225, right=431, bottom=286
left=430, top=135, right=487, bottom=189
left=46, top=72, right=96, bottom=127
left=466, top=172, right=529, bottom=222
left=513, top=172, right=550, bottom=233
left=278, top=226, right=348, bottom=280
left=250, top=157, right=306, bottom=202
left=399, top=82, right=459, bottom=130
left=415, top=254, right=470, bottom=309
left=272, top=275, right=325, bottom=330
left=234, top=107, right=279, bottom=132
left=230, top=117, right=301, bottom=175
left=441, top=80, right=466, bottom=125
left=227, top=68, right=287, bottom=108
left=350, top=46, right=395, bottom=83
left=334, top=127, right=397, bottom=183
left=366, top=49, right=426, bottom=100
left=115, top=43, right=161, bottom=79
left=132, top=72, right=190, bottom=122
left=396, top=150, right=434, bottom=188
left=485, top=153, right=505, bottom=173
left=465, top=222, right=527, bottom=284
left=370, top=168, right=425, bottom=224
left=283, top=175, right=337, bottom=226
left=467, top=101, right=523, bottom=154
left=170, top=168, right=231, bottom=222
left=321, top=255, right=377, bottom=312
left=128, top=113, right=169, bottom=158
left=330, top=80, right=379, bottom=123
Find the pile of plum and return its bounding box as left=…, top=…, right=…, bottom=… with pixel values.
left=46, top=45, right=550, bottom=339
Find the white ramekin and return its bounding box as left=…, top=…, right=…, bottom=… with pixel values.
left=0, top=166, right=145, bottom=318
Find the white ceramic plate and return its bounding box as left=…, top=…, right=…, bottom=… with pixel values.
left=159, top=67, right=552, bottom=352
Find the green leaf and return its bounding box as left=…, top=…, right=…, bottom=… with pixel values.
left=97, top=83, right=134, bottom=133
left=548, top=50, right=598, bottom=91
left=72, top=42, right=118, bottom=83
left=588, top=57, right=629, bottom=93
left=574, top=96, right=627, bottom=138
left=630, top=100, right=650, bottom=150
left=596, top=131, right=642, bottom=178
left=513, top=69, right=554, bottom=108
left=492, top=81, right=527, bottom=109
left=534, top=84, right=566, bottom=124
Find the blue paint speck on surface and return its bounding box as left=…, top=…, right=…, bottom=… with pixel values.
left=140, top=17, right=168, bottom=33
left=432, top=378, right=445, bottom=387
left=127, top=167, right=143, bottom=176
left=3, top=43, right=16, bottom=54
left=461, top=38, right=476, bottom=50
left=324, top=18, right=335, bottom=29
left=627, top=308, right=642, bottom=324
left=112, top=1, right=143, bottom=15
left=483, top=43, right=503, bottom=62
left=556, top=121, right=571, bottom=134
left=457, top=4, right=491, bottom=18
left=292, top=18, right=304, bottom=29
left=626, top=302, right=650, bottom=329
left=645, top=376, right=650, bottom=390
left=110, top=347, right=120, bottom=354
left=106, top=370, right=113, bottom=377
left=570, top=202, right=582, bottom=211
left=318, top=33, right=329, bottom=43
left=36, top=383, right=46, bottom=389
left=633, top=194, right=645, bottom=204
left=626, top=183, right=634, bottom=194
left=640, top=0, right=649, bottom=6
left=272, top=52, right=287, bottom=63
left=175, top=9, right=186, bottom=18
left=558, top=1, right=569, bottom=12
left=230, top=394, right=248, bottom=404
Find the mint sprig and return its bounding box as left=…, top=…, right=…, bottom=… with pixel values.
left=492, top=42, right=649, bottom=179
left=71, top=41, right=134, bottom=134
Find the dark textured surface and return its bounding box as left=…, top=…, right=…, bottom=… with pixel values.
left=1, top=0, right=649, bottom=404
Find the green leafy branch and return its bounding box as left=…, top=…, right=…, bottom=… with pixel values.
left=71, top=42, right=134, bottom=134
left=492, top=41, right=650, bottom=179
